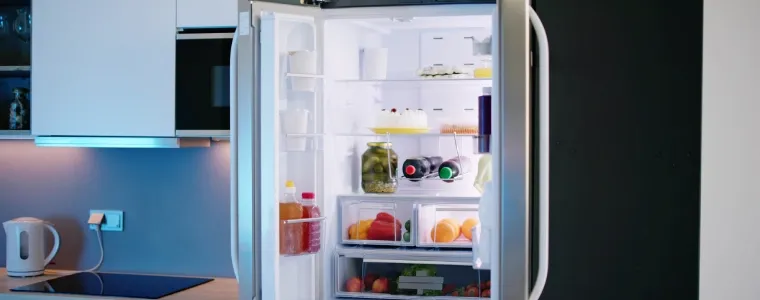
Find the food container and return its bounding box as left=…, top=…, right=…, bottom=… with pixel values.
left=361, top=142, right=398, bottom=194
left=339, top=198, right=414, bottom=246
left=288, top=50, right=317, bottom=91
left=417, top=203, right=479, bottom=248
left=361, top=48, right=388, bottom=80
left=280, top=108, right=310, bottom=151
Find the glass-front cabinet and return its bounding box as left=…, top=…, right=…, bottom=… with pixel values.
left=0, top=0, right=31, bottom=139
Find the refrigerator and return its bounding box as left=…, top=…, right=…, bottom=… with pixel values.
left=231, top=0, right=550, bottom=299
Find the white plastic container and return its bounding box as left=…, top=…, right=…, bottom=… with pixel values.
left=281, top=108, right=310, bottom=151
left=361, top=48, right=388, bottom=80
left=288, top=50, right=317, bottom=91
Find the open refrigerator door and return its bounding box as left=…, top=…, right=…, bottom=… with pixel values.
left=241, top=1, right=538, bottom=300
left=253, top=2, right=324, bottom=300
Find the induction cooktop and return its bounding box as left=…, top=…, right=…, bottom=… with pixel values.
left=11, top=272, right=214, bottom=299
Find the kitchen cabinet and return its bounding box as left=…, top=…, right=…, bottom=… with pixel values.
left=31, top=0, right=176, bottom=137
left=177, top=0, right=237, bottom=28
left=530, top=0, right=702, bottom=299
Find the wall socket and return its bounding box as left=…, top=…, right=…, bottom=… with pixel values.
left=89, top=210, right=124, bottom=231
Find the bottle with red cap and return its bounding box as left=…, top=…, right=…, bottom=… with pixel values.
left=300, top=192, right=321, bottom=254
left=402, top=156, right=444, bottom=181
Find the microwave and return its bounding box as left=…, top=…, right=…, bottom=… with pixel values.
left=175, top=28, right=234, bottom=138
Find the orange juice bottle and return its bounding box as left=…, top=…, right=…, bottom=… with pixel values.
left=279, top=180, right=303, bottom=255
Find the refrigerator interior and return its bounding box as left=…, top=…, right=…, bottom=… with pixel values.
left=260, top=4, right=496, bottom=299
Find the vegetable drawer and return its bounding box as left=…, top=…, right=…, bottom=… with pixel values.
left=339, top=198, right=415, bottom=246
left=335, top=254, right=492, bottom=298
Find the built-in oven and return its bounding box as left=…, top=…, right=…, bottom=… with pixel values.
left=175, top=28, right=234, bottom=138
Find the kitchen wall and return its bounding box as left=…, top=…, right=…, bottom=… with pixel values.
left=0, top=140, right=233, bottom=278
left=701, top=0, right=760, bottom=299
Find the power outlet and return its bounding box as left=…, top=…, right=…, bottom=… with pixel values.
left=89, top=210, right=124, bottom=232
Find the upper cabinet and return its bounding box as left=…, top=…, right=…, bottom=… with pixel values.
left=31, top=0, right=176, bottom=137
left=177, top=0, right=237, bottom=28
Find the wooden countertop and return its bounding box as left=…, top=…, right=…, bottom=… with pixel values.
left=0, top=268, right=238, bottom=300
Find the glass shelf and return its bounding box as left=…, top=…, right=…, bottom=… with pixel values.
left=0, top=130, right=32, bottom=139
left=335, top=78, right=491, bottom=85
left=285, top=133, right=478, bottom=137
left=0, top=66, right=30, bottom=78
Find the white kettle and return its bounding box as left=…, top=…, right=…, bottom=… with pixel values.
left=3, top=217, right=60, bottom=277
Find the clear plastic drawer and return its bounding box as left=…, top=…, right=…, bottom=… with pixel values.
left=339, top=198, right=415, bottom=247
left=416, top=203, right=479, bottom=248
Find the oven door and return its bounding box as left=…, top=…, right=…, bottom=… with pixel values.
left=175, top=29, right=234, bottom=138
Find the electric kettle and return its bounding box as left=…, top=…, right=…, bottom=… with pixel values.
left=3, top=217, right=60, bottom=277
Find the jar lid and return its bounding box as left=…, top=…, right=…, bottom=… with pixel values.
left=367, top=142, right=392, bottom=149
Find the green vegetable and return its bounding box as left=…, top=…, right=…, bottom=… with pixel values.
left=403, top=232, right=411, bottom=242
left=400, top=264, right=437, bottom=277
left=422, top=290, right=443, bottom=296
left=362, top=156, right=381, bottom=172
left=405, top=220, right=411, bottom=231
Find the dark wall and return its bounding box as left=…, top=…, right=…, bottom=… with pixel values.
left=531, top=0, right=702, bottom=299
left=0, top=141, right=233, bottom=278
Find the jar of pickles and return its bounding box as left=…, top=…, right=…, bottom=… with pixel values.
left=361, top=142, right=398, bottom=193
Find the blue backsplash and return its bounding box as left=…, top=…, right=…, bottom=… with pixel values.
left=0, top=140, right=233, bottom=278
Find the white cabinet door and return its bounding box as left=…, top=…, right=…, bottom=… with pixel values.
left=177, top=0, right=237, bottom=28
left=32, top=0, right=176, bottom=137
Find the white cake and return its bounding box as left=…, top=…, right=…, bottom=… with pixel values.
left=416, top=65, right=472, bottom=79
left=375, top=108, right=429, bottom=128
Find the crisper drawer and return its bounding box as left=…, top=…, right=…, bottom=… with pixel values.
left=340, top=198, right=414, bottom=246
left=335, top=253, right=492, bottom=298
left=417, top=204, right=479, bottom=248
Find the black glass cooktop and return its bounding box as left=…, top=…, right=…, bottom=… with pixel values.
left=11, top=272, right=214, bottom=299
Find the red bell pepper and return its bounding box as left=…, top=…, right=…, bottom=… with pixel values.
left=367, top=219, right=402, bottom=241
left=375, top=212, right=402, bottom=228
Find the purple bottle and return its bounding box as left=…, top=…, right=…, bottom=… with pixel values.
left=477, top=87, right=492, bottom=153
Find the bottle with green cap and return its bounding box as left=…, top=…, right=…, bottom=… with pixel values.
left=438, top=156, right=473, bottom=182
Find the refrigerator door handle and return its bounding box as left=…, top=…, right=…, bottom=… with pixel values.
left=230, top=28, right=240, bottom=282
left=528, top=6, right=550, bottom=300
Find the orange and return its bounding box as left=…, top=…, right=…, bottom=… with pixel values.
left=442, top=218, right=461, bottom=237
left=430, top=219, right=461, bottom=243
left=461, top=218, right=479, bottom=241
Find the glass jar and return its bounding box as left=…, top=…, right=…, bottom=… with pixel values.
left=9, top=87, right=29, bottom=130
left=361, top=142, right=398, bottom=194
left=13, top=8, right=30, bottom=43
left=473, top=55, right=492, bottom=79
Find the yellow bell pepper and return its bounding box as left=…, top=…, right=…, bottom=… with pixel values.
left=348, top=219, right=375, bottom=240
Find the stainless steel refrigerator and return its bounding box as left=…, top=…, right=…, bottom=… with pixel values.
left=231, top=0, right=551, bottom=299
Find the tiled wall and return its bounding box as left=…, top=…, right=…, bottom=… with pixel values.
left=0, top=140, right=233, bottom=278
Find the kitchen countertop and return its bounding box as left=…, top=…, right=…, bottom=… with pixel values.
left=0, top=268, right=238, bottom=300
